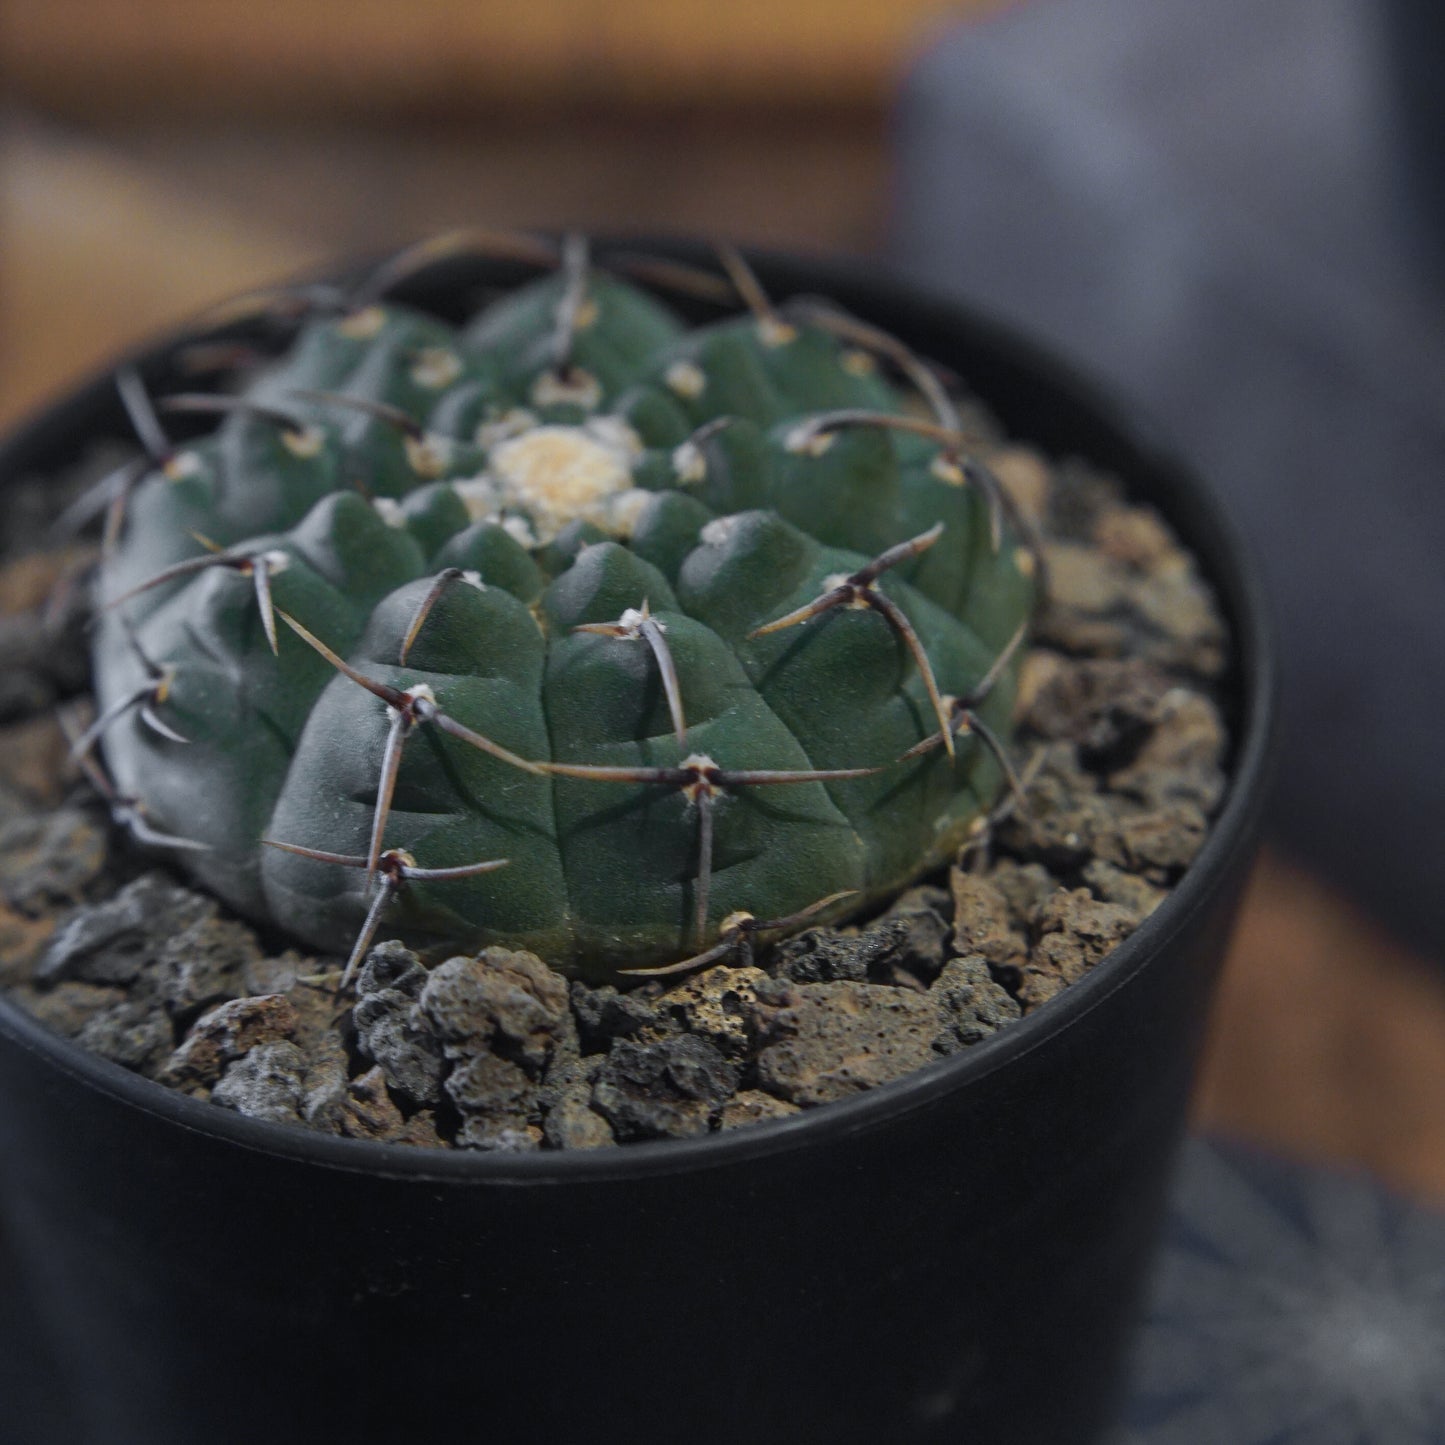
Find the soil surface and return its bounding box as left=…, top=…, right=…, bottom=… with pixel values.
left=0, top=429, right=1230, bottom=1150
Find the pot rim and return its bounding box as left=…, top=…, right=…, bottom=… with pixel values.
left=0, top=238, right=1277, bottom=1185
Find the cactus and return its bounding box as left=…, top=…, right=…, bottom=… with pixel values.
left=79, top=236, right=1037, bottom=983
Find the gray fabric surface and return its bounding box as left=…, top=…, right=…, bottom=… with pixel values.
left=891, top=0, right=1445, bottom=958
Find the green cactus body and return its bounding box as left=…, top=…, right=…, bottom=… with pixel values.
left=92, top=247, right=1037, bottom=979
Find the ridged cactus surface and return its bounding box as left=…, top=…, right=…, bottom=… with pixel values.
left=89, top=240, right=1037, bottom=980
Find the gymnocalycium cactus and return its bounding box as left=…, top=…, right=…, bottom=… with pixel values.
left=77, top=235, right=1037, bottom=984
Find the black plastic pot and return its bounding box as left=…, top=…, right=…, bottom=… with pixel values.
left=0, top=244, right=1274, bottom=1445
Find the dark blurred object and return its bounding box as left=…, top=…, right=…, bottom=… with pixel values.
left=891, top=0, right=1445, bottom=961
left=1113, top=1135, right=1445, bottom=1443
left=1384, top=0, right=1445, bottom=250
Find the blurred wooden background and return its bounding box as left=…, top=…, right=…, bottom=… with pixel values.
left=7, top=0, right=989, bottom=115
left=5, top=0, right=1445, bottom=1206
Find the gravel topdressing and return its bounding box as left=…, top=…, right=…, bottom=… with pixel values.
left=0, top=424, right=1230, bottom=1150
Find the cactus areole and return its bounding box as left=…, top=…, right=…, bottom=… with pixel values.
left=88, top=237, right=1038, bottom=983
